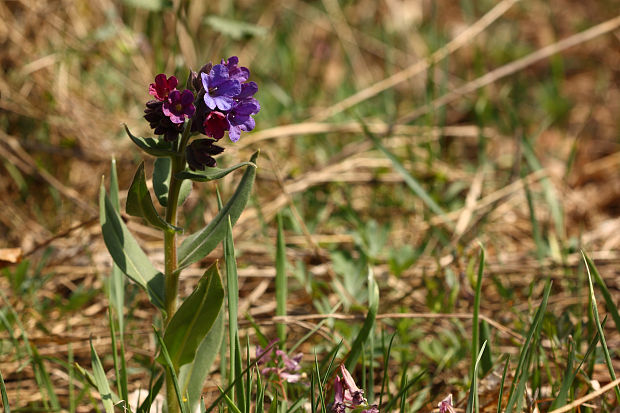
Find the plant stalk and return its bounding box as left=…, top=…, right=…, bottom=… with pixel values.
left=163, top=120, right=192, bottom=413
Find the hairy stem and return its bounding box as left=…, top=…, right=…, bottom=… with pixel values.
left=163, top=120, right=192, bottom=413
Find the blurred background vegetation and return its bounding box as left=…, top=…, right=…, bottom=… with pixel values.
left=0, top=0, right=619, bottom=411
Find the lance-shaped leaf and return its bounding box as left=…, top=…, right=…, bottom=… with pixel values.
left=177, top=151, right=258, bottom=269
left=175, top=161, right=256, bottom=182
left=126, top=162, right=180, bottom=232
left=124, top=124, right=176, bottom=157
left=100, top=182, right=166, bottom=311
left=153, top=157, right=192, bottom=207
left=159, top=263, right=224, bottom=369
left=178, top=310, right=224, bottom=413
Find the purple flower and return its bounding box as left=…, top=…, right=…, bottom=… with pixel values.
left=163, top=90, right=196, bottom=124
left=203, top=111, right=229, bottom=140
left=438, top=394, right=455, bottom=413
left=228, top=85, right=260, bottom=142
left=201, top=64, right=241, bottom=111
left=222, top=56, right=250, bottom=82
left=185, top=139, right=224, bottom=170
left=149, top=74, right=178, bottom=101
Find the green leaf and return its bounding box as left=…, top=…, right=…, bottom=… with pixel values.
left=465, top=341, right=488, bottom=413
left=345, top=266, right=379, bottom=371
left=504, top=280, right=552, bottom=413
left=224, top=214, right=243, bottom=402
left=177, top=151, right=258, bottom=270
left=275, top=213, right=287, bottom=345
left=584, top=252, right=620, bottom=402
left=585, top=253, right=620, bottom=335
left=0, top=368, right=10, bottom=413
left=204, top=16, right=267, bottom=40
left=126, top=162, right=180, bottom=232
left=178, top=311, right=224, bottom=413
left=124, top=124, right=176, bottom=157
left=159, top=263, right=224, bottom=369
left=176, top=162, right=256, bottom=182
left=154, top=157, right=193, bottom=207
left=100, top=182, right=166, bottom=311
left=153, top=328, right=190, bottom=413
left=90, top=340, right=115, bottom=413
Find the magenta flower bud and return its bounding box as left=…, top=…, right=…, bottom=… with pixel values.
left=149, top=74, right=178, bottom=101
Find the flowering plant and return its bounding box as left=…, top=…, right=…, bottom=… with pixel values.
left=256, top=341, right=304, bottom=399
left=97, top=56, right=260, bottom=413
left=331, top=365, right=379, bottom=413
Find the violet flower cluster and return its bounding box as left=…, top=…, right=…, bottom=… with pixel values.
left=256, top=342, right=303, bottom=384
left=143, top=56, right=260, bottom=170
left=331, top=365, right=378, bottom=413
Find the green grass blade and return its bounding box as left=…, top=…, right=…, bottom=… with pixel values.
left=523, top=172, right=546, bottom=261
left=550, top=324, right=601, bottom=409
left=345, top=266, right=379, bottom=371
left=471, top=247, right=484, bottom=379
left=379, top=332, right=396, bottom=408
left=550, top=337, right=575, bottom=409
left=275, top=212, right=287, bottom=346
left=584, top=254, right=620, bottom=334
left=521, top=134, right=564, bottom=238
left=382, top=370, right=426, bottom=412
left=255, top=369, right=265, bottom=413
left=90, top=339, right=115, bottom=413
left=583, top=251, right=620, bottom=402
left=313, top=353, right=327, bottom=413
left=219, top=388, right=243, bottom=413
left=361, top=121, right=446, bottom=218
left=204, top=341, right=277, bottom=413
left=224, top=214, right=239, bottom=392
left=0, top=369, right=10, bottom=413
left=504, top=280, right=552, bottom=413
left=233, top=331, right=245, bottom=413
left=466, top=341, right=488, bottom=413
left=496, top=355, right=510, bottom=413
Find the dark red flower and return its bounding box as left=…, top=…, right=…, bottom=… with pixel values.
left=203, top=111, right=230, bottom=140
left=149, top=74, right=178, bottom=101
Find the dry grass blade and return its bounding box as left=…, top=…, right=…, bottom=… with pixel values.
left=548, top=377, right=620, bottom=413
left=398, top=14, right=620, bottom=123
left=307, top=0, right=520, bottom=121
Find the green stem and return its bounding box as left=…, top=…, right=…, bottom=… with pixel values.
left=163, top=120, right=192, bottom=413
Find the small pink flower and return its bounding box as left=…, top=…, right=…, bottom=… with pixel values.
left=438, top=394, right=455, bottom=413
